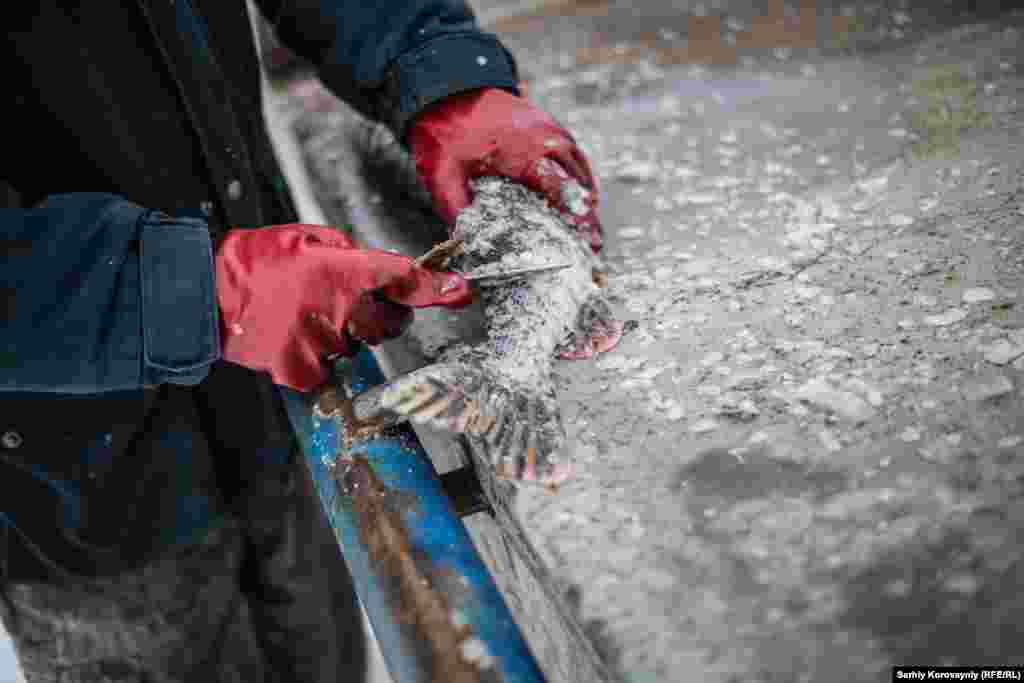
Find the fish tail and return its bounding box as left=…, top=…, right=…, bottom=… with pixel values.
left=378, top=361, right=573, bottom=486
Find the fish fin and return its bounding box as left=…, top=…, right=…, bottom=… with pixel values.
left=477, top=378, right=572, bottom=487
left=556, top=294, right=633, bottom=360
left=378, top=361, right=573, bottom=486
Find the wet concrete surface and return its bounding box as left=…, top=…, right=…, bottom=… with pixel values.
left=486, top=1, right=1024, bottom=680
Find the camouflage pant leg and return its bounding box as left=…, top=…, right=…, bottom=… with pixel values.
left=0, top=522, right=267, bottom=683
left=0, top=456, right=366, bottom=683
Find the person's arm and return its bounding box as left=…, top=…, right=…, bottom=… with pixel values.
left=1, top=193, right=219, bottom=393
left=252, top=0, right=519, bottom=139
left=251, top=0, right=604, bottom=251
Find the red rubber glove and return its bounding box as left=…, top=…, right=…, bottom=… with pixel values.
left=215, top=224, right=472, bottom=392
left=409, top=87, right=604, bottom=252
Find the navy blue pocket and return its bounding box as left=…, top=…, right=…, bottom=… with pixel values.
left=139, top=215, right=220, bottom=382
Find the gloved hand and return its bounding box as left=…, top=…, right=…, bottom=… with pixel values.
left=215, top=224, right=472, bottom=392
left=409, top=87, right=604, bottom=252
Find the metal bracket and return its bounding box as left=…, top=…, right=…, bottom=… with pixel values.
left=439, top=465, right=494, bottom=518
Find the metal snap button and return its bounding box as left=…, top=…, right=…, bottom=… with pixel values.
left=1, top=430, right=23, bottom=450
left=227, top=180, right=243, bottom=200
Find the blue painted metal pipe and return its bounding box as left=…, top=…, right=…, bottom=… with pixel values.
left=278, top=345, right=546, bottom=683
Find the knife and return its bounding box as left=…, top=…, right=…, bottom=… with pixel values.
left=457, top=261, right=573, bottom=287
left=414, top=239, right=572, bottom=288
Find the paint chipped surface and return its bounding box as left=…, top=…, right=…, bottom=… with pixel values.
left=337, top=456, right=493, bottom=683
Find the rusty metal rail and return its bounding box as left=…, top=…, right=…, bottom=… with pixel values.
left=279, top=346, right=546, bottom=683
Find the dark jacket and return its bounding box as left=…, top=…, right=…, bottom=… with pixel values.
left=0, top=0, right=518, bottom=579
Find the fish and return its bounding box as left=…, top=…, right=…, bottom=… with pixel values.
left=351, top=177, right=630, bottom=487
left=281, top=79, right=628, bottom=486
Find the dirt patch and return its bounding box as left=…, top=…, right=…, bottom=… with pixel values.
left=488, top=0, right=614, bottom=34
left=909, top=65, right=995, bottom=159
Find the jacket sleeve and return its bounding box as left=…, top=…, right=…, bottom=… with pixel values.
left=253, top=0, right=520, bottom=139
left=0, top=194, right=220, bottom=393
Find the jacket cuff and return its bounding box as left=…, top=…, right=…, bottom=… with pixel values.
left=138, top=212, right=221, bottom=387
left=377, top=32, right=520, bottom=141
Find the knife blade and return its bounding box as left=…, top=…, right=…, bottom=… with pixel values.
left=458, top=261, right=573, bottom=287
